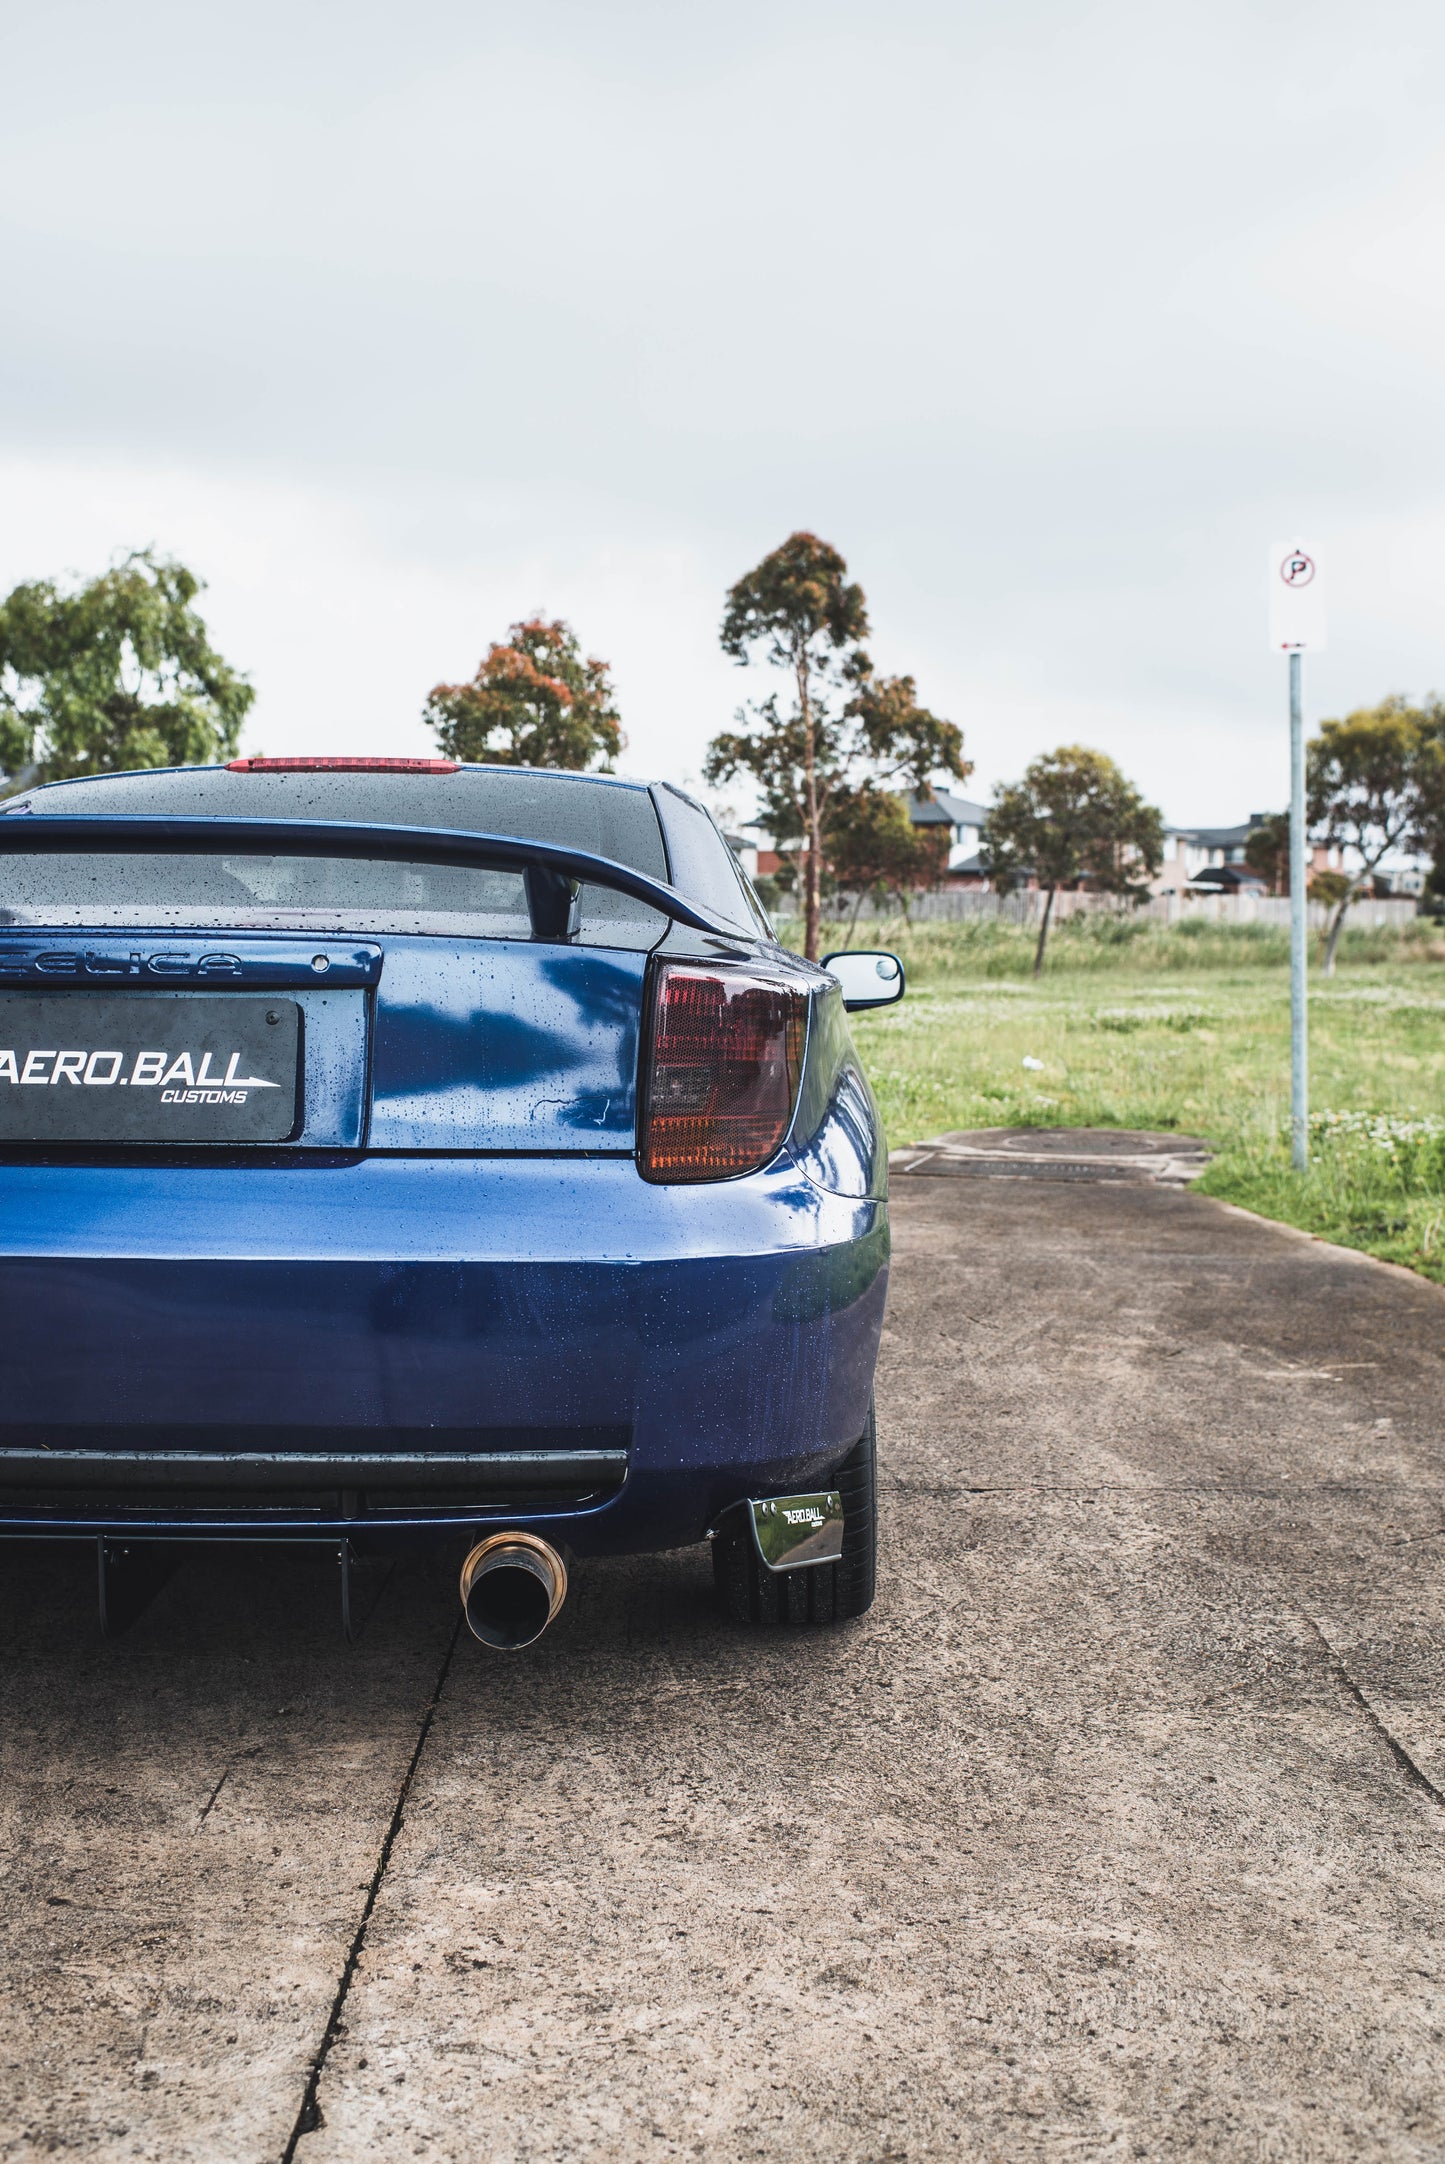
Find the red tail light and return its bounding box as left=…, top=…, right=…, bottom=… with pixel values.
left=226, top=757, right=461, bottom=773
left=639, top=963, right=808, bottom=1183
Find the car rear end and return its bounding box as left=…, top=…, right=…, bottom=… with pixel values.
left=0, top=762, right=888, bottom=1621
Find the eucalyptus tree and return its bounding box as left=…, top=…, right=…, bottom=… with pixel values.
left=706, top=532, right=966, bottom=958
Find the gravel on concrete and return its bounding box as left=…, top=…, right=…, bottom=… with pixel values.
left=4, top=1157, right=1445, bottom=2160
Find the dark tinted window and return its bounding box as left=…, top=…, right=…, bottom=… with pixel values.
left=3, top=766, right=670, bottom=945
left=651, top=785, right=771, bottom=934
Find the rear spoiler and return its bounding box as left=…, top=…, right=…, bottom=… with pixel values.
left=0, top=814, right=739, bottom=941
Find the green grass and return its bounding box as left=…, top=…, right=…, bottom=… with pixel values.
left=781, top=914, right=1445, bottom=1283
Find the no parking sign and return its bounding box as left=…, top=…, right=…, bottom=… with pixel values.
left=1269, top=540, right=1326, bottom=651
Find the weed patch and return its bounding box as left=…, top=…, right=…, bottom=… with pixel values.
left=790, top=916, right=1445, bottom=1282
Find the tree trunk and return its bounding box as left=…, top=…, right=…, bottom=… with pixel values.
left=797, top=641, right=821, bottom=962
left=845, top=887, right=866, bottom=944
left=1321, top=883, right=1361, bottom=976
left=1033, top=885, right=1057, bottom=976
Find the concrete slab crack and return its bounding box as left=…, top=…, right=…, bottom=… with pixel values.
left=1301, top=1612, right=1445, bottom=1812
left=198, top=1765, right=233, bottom=1826
left=280, top=1613, right=463, bottom=2157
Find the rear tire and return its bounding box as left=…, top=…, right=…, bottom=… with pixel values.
left=712, top=1400, right=877, bottom=1627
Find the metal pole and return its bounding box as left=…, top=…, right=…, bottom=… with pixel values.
left=1289, top=649, right=1308, bottom=1171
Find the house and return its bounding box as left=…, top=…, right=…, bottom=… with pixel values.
left=738, top=796, right=993, bottom=894
left=1156, top=819, right=1261, bottom=895
left=735, top=822, right=782, bottom=883
left=1374, top=864, right=1426, bottom=898
left=1153, top=814, right=1347, bottom=898
left=724, top=830, right=758, bottom=879
left=901, top=789, right=994, bottom=886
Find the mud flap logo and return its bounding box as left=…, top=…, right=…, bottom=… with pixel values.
left=748, top=1490, right=845, bottom=1572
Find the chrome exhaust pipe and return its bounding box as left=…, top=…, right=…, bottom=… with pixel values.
left=459, top=1532, right=568, bottom=1649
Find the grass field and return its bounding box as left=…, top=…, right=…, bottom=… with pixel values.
left=780, top=911, right=1445, bottom=1283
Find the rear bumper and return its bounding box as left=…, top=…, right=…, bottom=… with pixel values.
left=0, top=1152, right=887, bottom=1552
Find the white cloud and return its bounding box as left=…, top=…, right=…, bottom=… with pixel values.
left=4, top=0, right=1445, bottom=829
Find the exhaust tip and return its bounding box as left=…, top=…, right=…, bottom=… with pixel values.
left=460, top=1533, right=568, bottom=1650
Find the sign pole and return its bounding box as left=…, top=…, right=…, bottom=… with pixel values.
left=1270, top=539, right=1323, bottom=1175
left=1288, top=648, right=1308, bottom=1172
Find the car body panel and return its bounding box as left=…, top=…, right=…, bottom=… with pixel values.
left=0, top=931, right=652, bottom=1154
left=367, top=939, right=647, bottom=1151
left=0, top=1156, right=886, bottom=1549
left=788, top=971, right=888, bottom=1200
left=0, top=762, right=893, bottom=1563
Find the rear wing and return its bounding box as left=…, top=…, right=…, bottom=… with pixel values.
left=0, top=814, right=740, bottom=941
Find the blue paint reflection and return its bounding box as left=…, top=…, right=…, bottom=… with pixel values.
left=369, top=938, right=646, bottom=1146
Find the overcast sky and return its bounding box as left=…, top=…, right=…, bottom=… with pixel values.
left=4, top=0, right=1445, bottom=825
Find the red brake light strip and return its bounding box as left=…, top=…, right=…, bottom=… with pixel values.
left=226, top=757, right=461, bottom=774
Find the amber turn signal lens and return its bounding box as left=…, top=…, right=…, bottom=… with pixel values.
left=639, top=962, right=807, bottom=1183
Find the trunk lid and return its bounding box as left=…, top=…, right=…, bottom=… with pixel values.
left=0, top=930, right=648, bottom=1153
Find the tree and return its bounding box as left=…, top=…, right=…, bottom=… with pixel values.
left=0, top=551, right=253, bottom=790
left=845, top=670, right=967, bottom=797
left=1244, top=811, right=1291, bottom=895
left=706, top=532, right=967, bottom=959
left=1404, top=700, right=1445, bottom=917
left=827, top=785, right=950, bottom=940
left=424, top=617, right=622, bottom=770
left=1308, top=868, right=1352, bottom=910
left=981, top=746, right=1164, bottom=975
left=1307, top=697, right=1436, bottom=974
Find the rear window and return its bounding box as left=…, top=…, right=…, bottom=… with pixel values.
left=651, top=785, right=774, bottom=936
left=0, top=767, right=670, bottom=944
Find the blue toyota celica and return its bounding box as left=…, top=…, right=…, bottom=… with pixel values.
left=0, top=759, right=903, bottom=1648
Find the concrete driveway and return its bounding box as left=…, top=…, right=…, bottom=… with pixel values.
left=3, top=1153, right=1444, bottom=2161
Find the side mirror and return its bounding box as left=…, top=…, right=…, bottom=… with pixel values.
left=820, top=949, right=906, bottom=1012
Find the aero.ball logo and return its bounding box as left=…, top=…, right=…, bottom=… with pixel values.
left=0, top=1047, right=282, bottom=1107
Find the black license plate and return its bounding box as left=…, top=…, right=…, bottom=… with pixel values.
left=0, top=995, right=302, bottom=1144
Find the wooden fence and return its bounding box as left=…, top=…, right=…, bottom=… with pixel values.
left=818, top=890, right=1421, bottom=932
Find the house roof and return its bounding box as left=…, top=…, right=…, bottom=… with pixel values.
left=1168, top=825, right=1253, bottom=849
left=1183, top=863, right=1268, bottom=891
left=1166, top=814, right=1276, bottom=849
left=904, top=789, right=991, bottom=828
